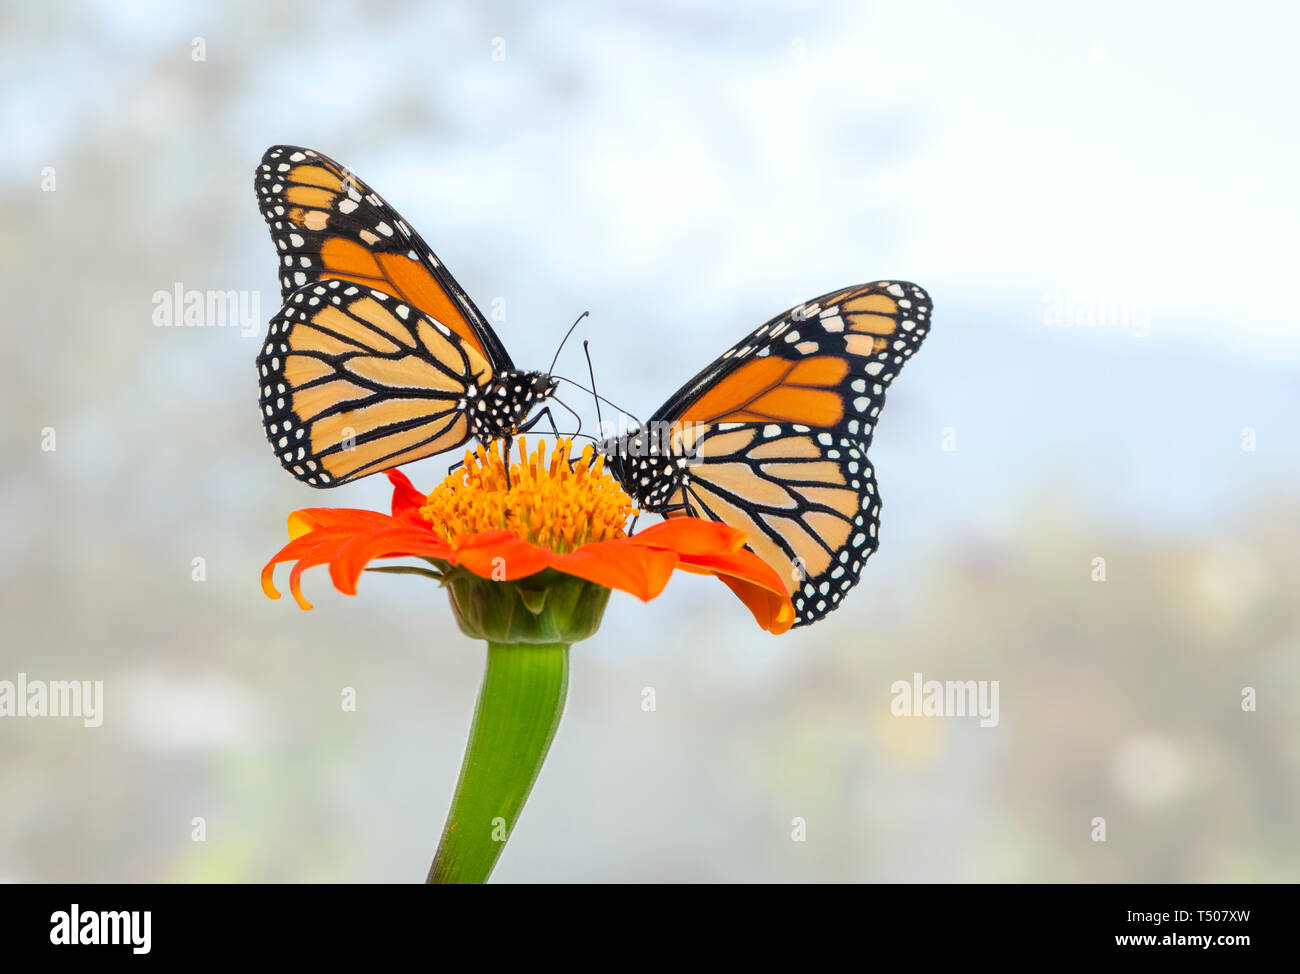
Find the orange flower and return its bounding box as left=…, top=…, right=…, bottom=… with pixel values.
left=261, top=438, right=795, bottom=634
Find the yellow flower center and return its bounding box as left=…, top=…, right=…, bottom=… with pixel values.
left=420, top=437, right=637, bottom=552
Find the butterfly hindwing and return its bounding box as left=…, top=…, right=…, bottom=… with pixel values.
left=668, top=422, right=881, bottom=626
left=254, top=145, right=513, bottom=369
left=257, top=279, right=490, bottom=487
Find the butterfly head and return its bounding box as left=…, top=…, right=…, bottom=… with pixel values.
left=594, top=423, right=686, bottom=512
left=527, top=371, right=559, bottom=402
left=594, top=423, right=635, bottom=474
left=518, top=371, right=559, bottom=428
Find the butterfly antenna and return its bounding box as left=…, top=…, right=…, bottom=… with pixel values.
left=554, top=375, right=641, bottom=428
left=584, top=340, right=604, bottom=433
left=549, top=395, right=586, bottom=441
left=548, top=311, right=589, bottom=377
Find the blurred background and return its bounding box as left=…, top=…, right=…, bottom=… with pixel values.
left=1, top=0, right=1297, bottom=882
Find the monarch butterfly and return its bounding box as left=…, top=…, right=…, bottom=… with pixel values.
left=596, top=281, right=931, bottom=627
left=253, top=146, right=561, bottom=486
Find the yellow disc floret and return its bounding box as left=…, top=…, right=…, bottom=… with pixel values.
left=420, top=437, right=637, bottom=552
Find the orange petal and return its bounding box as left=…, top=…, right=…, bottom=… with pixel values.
left=284, top=543, right=345, bottom=610
left=674, top=547, right=796, bottom=634
left=385, top=468, right=428, bottom=523
left=548, top=540, right=680, bottom=601
left=627, top=517, right=748, bottom=556
left=262, top=530, right=354, bottom=606
left=287, top=511, right=315, bottom=541
left=261, top=559, right=286, bottom=601
left=329, top=526, right=454, bottom=595
left=264, top=507, right=450, bottom=607
left=715, top=575, right=796, bottom=635
left=450, top=531, right=550, bottom=580
left=288, top=507, right=396, bottom=539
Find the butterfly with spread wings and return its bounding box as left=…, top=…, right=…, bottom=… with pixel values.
left=254, top=145, right=559, bottom=486
left=597, top=282, right=931, bottom=627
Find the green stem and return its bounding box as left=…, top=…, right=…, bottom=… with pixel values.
left=428, top=642, right=570, bottom=884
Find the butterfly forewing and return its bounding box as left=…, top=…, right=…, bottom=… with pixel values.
left=254, top=145, right=512, bottom=369
left=257, top=279, right=489, bottom=486
left=654, top=281, right=930, bottom=442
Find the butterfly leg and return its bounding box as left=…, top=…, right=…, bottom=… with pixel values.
left=518, top=407, right=563, bottom=439
left=517, top=410, right=547, bottom=435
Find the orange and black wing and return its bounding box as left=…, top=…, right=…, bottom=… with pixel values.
left=254, top=145, right=513, bottom=370
left=257, top=279, right=490, bottom=486
left=660, top=422, right=882, bottom=626
left=648, top=281, right=931, bottom=626
left=651, top=281, right=930, bottom=438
